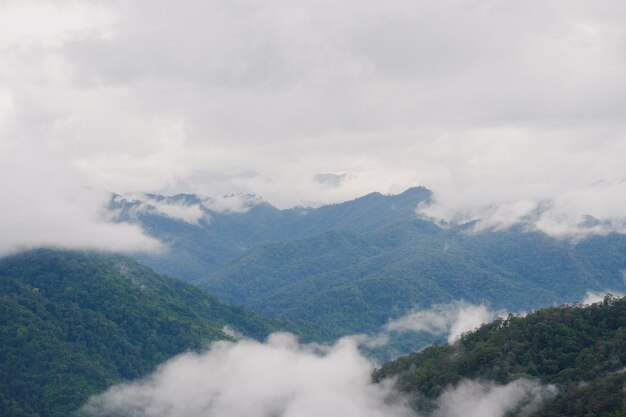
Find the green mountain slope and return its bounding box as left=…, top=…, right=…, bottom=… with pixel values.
left=205, top=220, right=626, bottom=338
left=373, top=295, right=626, bottom=417
left=0, top=250, right=279, bottom=417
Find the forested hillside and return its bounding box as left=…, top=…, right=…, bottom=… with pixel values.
left=0, top=250, right=279, bottom=417
left=374, top=295, right=626, bottom=417
left=208, top=224, right=626, bottom=338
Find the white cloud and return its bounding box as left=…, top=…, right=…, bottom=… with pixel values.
left=447, top=305, right=496, bottom=343
left=221, top=325, right=244, bottom=340
left=201, top=193, right=266, bottom=214
left=415, top=131, right=626, bottom=239
left=581, top=290, right=625, bottom=305
left=385, top=302, right=502, bottom=344
left=145, top=200, right=205, bottom=224
left=434, top=379, right=557, bottom=417
left=120, top=194, right=208, bottom=225
left=83, top=333, right=556, bottom=417
left=83, top=333, right=416, bottom=417
left=0, top=143, right=161, bottom=257
left=116, top=192, right=265, bottom=226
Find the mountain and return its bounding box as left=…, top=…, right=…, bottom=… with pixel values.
left=208, top=224, right=626, bottom=339
left=117, top=187, right=626, bottom=343
left=0, top=250, right=280, bottom=417
left=114, top=187, right=433, bottom=283
left=373, top=295, right=626, bottom=417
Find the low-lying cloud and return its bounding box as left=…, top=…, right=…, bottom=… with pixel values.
left=83, top=333, right=415, bottom=417
left=419, top=184, right=626, bottom=240
left=201, top=193, right=265, bottom=214
left=116, top=192, right=266, bottom=224
left=83, top=333, right=555, bottom=417
left=0, top=144, right=161, bottom=257
left=385, top=301, right=503, bottom=344
left=434, top=379, right=557, bottom=417
left=124, top=195, right=208, bottom=225
left=581, top=290, right=626, bottom=305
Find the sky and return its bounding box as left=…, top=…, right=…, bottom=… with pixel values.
left=1, top=0, right=626, bottom=253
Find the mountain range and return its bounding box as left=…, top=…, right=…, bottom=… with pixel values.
left=3, top=187, right=626, bottom=416
left=117, top=187, right=626, bottom=340
left=2, top=250, right=623, bottom=416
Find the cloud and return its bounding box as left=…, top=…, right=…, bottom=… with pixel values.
left=434, top=379, right=557, bottom=417
left=118, top=194, right=208, bottom=225
left=83, top=333, right=556, bottom=417
left=0, top=143, right=161, bottom=257
left=221, top=325, right=244, bottom=340
left=314, top=173, right=348, bottom=188
left=83, top=333, right=416, bottom=417
left=581, top=290, right=625, bottom=305
left=385, top=302, right=502, bottom=344
left=0, top=0, right=113, bottom=48
left=201, top=193, right=266, bottom=214
left=117, top=192, right=265, bottom=224
left=145, top=200, right=205, bottom=224
left=415, top=134, right=626, bottom=239
left=2, top=0, right=626, bottom=246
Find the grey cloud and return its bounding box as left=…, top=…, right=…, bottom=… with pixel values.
left=2, top=0, right=626, bottom=249
left=314, top=173, right=347, bottom=188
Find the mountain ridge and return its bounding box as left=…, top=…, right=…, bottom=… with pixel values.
left=115, top=187, right=626, bottom=347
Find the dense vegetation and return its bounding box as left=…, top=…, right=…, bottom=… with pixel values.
left=119, top=188, right=626, bottom=341
left=0, top=250, right=280, bottom=417
left=374, top=295, right=626, bottom=417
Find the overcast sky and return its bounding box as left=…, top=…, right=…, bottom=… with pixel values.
left=1, top=0, right=626, bottom=253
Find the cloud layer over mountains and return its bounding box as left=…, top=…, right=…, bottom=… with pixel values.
left=2, top=0, right=626, bottom=252
left=83, top=333, right=555, bottom=417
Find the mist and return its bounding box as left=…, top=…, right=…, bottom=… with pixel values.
left=0, top=143, right=161, bottom=257
left=83, top=333, right=555, bottom=417
left=83, top=333, right=416, bottom=417
left=433, top=379, right=557, bottom=417
left=581, top=290, right=626, bottom=305
left=385, top=301, right=503, bottom=343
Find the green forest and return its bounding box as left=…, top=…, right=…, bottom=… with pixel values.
left=0, top=250, right=279, bottom=417
left=374, top=295, right=626, bottom=417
